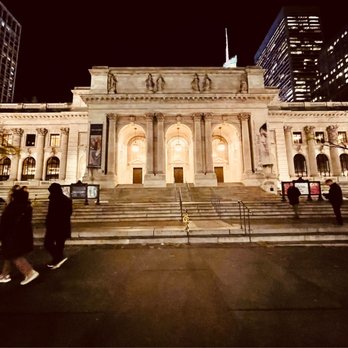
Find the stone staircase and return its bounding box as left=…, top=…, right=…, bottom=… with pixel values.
left=1, top=183, right=347, bottom=245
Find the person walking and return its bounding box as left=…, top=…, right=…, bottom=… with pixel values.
left=287, top=182, right=301, bottom=219
left=324, top=179, right=344, bottom=225
left=44, top=183, right=73, bottom=269
left=0, top=187, right=39, bottom=285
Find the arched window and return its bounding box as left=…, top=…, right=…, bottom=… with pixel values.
left=0, top=157, right=11, bottom=181
left=293, top=154, right=307, bottom=177
left=21, top=157, right=36, bottom=181
left=316, top=153, right=330, bottom=177
left=45, top=156, right=60, bottom=180
left=340, top=153, right=348, bottom=176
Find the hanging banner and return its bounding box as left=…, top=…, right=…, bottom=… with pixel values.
left=88, top=124, right=103, bottom=168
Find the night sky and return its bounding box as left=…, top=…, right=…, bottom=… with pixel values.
left=2, top=0, right=347, bottom=103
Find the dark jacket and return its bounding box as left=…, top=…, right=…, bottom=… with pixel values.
left=327, top=183, right=343, bottom=206
left=0, top=189, right=33, bottom=259
left=46, top=183, right=73, bottom=239
left=287, top=185, right=301, bottom=205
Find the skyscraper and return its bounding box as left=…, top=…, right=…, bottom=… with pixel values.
left=313, top=24, right=348, bottom=102
left=0, top=1, right=21, bottom=103
left=254, top=6, right=323, bottom=102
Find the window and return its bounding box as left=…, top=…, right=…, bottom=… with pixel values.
left=21, top=157, right=36, bottom=180
left=292, top=132, right=303, bottom=144
left=0, top=157, right=10, bottom=181
left=338, top=132, right=347, bottom=144
left=340, top=153, right=348, bottom=176
left=316, top=154, right=330, bottom=177
left=25, top=134, right=36, bottom=147
left=315, top=132, right=325, bottom=144
left=45, top=156, right=60, bottom=180
left=293, top=154, right=307, bottom=177
left=50, top=134, right=60, bottom=147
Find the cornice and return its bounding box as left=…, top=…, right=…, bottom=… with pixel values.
left=81, top=94, right=275, bottom=103
left=269, top=111, right=347, bottom=118
left=0, top=113, right=88, bottom=119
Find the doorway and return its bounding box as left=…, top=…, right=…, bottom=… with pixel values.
left=133, top=168, right=142, bottom=184
left=214, top=167, right=224, bottom=183
left=174, top=167, right=184, bottom=183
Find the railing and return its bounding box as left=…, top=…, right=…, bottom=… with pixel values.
left=176, top=185, right=183, bottom=219
left=238, top=200, right=251, bottom=241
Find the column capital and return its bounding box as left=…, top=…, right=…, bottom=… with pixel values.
left=283, top=125, right=292, bottom=132
left=145, top=113, right=155, bottom=121
left=11, top=128, right=24, bottom=136
left=304, top=125, right=315, bottom=135
left=237, top=112, right=250, bottom=122
left=204, top=113, right=213, bottom=122
left=155, top=112, right=164, bottom=121
left=192, top=113, right=202, bottom=121
left=60, top=127, right=70, bottom=135
left=107, top=113, right=118, bottom=121
left=36, top=128, right=48, bottom=136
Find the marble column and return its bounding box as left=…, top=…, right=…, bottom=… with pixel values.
left=203, top=113, right=214, bottom=173
left=146, top=113, right=154, bottom=174
left=106, top=113, right=117, bottom=175
left=284, top=126, right=295, bottom=177
left=304, top=126, right=318, bottom=177
left=9, top=128, right=23, bottom=180
left=59, top=128, right=69, bottom=180
left=327, top=125, right=341, bottom=176
left=34, top=128, right=47, bottom=180
left=238, top=113, right=252, bottom=174
left=156, top=113, right=165, bottom=174
left=193, top=113, right=203, bottom=174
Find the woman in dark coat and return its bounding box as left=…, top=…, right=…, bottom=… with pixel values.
left=44, top=183, right=73, bottom=269
left=0, top=187, right=39, bottom=285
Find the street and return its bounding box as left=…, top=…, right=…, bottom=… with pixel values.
left=0, top=244, right=348, bottom=347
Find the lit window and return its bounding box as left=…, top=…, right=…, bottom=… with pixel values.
left=292, top=132, right=303, bottom=144
left=50, top=134, right=60, bottom=147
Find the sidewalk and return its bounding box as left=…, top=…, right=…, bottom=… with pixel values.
left=0, top=244, right=348, bottom=347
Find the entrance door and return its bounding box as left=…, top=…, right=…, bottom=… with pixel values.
left=214, top=167, right=224, bottom=183
left=133, top=168, right=142, bottom=184
left=174, top=167, right=184, bottom=183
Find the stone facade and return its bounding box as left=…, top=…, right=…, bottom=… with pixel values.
left=1, top=66, right=348, bottom=192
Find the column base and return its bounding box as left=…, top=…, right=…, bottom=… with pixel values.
left=144, top=174, right=166, bottom=187
left=194, top=173, right=217, bottom=187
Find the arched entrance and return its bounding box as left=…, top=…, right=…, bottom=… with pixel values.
left=212, top=123, right=242, bottom=183
left=117, top=124, right=146, bottom=184
left=165, top=124, right=194, bottom=184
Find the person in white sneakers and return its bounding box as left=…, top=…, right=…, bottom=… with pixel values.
left=0, top=187, right=39, bottom=285
left=44, top=183, right=72, bottom=269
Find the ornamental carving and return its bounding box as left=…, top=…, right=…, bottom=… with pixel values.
left=304, top=125, right=315, bottom=137
left=11, top=128, right=24, bottom=136
left=36, top=128, right=48, bottom=136
left=60, top=127, right=70, bottom=135
left=191, top=73, right=212, bottom=92
left=327, top=124, right=338, bottom=142
left=283, top=126, right=292, bottom=132
left=237, top=113, right=250, bottom=122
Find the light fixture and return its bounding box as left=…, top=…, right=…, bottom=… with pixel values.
left=175, top=127, right=182, bottom=152
left=217, top=126, right=225, bottom=152
left=131, top=127, right=140, bottom=153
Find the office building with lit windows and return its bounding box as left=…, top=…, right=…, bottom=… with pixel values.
left=254, top=6, right=323, bottom=102
left=313, top=24, right=348, bottom=101
left=0, top=1, right=21, bottom=103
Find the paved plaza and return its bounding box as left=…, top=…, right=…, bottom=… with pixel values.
left=0, top=244, right=348, bottom=347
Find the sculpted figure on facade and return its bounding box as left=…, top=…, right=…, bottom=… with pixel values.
left=145, top=73, right=155, bottom=92
left=240, top=75, right=248, bottom=93
left=156, top=75, right=165, bottom=92
left=191, top=73, right=200, bottom=92
left=107, top=72, right=117, bottom=94
left=202, top=74, right=212, bottom=92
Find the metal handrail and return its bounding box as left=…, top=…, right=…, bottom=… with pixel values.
left=178, top=186, right=183, bottom=219
left=238, top=200, right=251, bottom=241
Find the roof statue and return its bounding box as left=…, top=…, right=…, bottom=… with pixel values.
left=223, top=28, right=237, bottom=68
